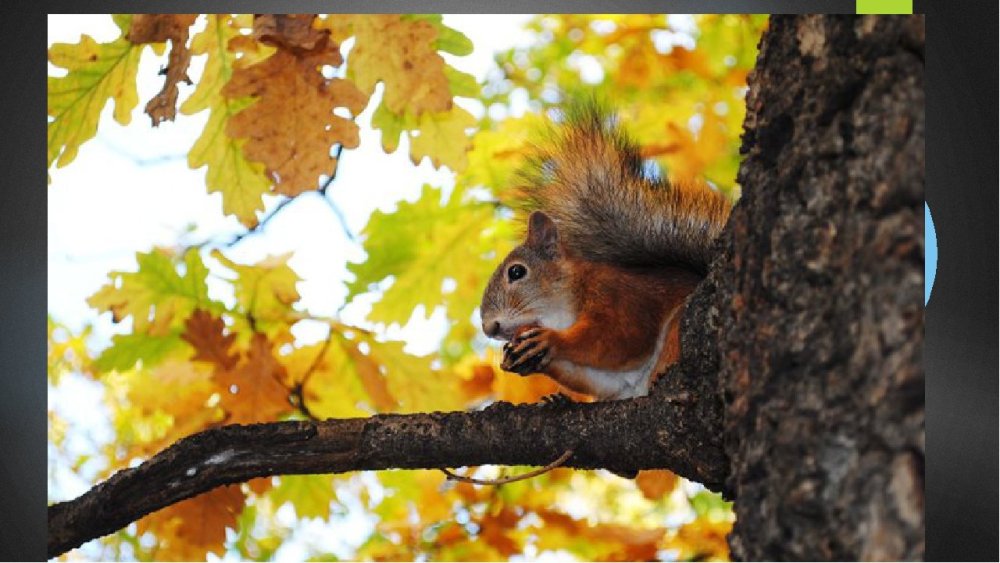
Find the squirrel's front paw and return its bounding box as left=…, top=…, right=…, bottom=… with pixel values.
left=501, top=327, right=554, bottom=375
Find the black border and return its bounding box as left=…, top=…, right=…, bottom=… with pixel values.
left=10, top=1, right=997, bottom=561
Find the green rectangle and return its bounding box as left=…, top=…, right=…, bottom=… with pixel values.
left=857, top=0, right=913, bottom=14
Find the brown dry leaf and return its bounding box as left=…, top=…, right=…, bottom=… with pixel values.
left=127, top=13, right=198, bottom=43
left=635, top=469, right=680, bottom=500
left=127, top=14, right=198, bottom=125
left=181, top=309, right=238, bottom=370
left=253, top=14, right=330, bottom=52
left=215, top=333, right=292, bottom=424
left=137, top=485, right=245, bottom=560
left=224, top=17, right=367, bottom=196
left=349, top=15, right=453, bottom=115
left=477, top=506, right=523, bottom=557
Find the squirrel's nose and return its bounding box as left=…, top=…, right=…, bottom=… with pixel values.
left=484, top=320, right=500, bottom=338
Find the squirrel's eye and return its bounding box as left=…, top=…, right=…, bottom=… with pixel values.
left=507, top=264, right=527, bottom=282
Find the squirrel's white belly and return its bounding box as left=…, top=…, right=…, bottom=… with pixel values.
left=553, top=320, right=668, bottom=401
left=577, top=363, right=652, bottom=400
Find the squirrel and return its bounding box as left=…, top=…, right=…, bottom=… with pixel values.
left=478, top=100, right=732, bottom=401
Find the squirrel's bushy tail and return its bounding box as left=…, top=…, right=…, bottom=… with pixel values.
left=515, top=100, right=732, bottom=274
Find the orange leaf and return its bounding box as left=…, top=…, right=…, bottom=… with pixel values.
left=224, top=19, right=368, bottom=196
left=344, top=342, right=398, bottom=412
left=215, top=333, right=292, bottom=424
left=137, top=485, right=245, bottom=560
left=635, top=469, right=679, bottom=500
left=181, top=309, right=238, bottom=370
left=479, top=507, right=523, bottom=556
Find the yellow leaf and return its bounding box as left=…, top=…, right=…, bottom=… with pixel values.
left=349, top=15, right=453, bottom=115
left=365, top=337, right=464, bottom=413
left=181, top=14, right=272, bottom=228
left=212, top=250, right=301, bottom=334
left=48, top=15, right=143, bottom=170
left=270, top=474, right=337, bottom=519
left=408, top=106, right=476, bottom=172
left=283, top=339, right=371, bottom=418
left=115, top=360, right=221, bottom=460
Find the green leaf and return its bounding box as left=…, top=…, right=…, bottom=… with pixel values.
left=93, top=332, right=186, bottom=372
left=87, top=248, right=218, bottom=335
left=48, top=14, right=144, bottom=170
left=346, top=184, right=499, bottom=331
left=444, top=66, right=480, bottom=99
left=212, top=250, right=301, bottom=326
left=689, top=490, right=733, bottom=520
left=370, top=100, right=411, bottom=154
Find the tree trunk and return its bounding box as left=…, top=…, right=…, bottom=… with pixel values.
left=710, top=14, right=925, bottom=560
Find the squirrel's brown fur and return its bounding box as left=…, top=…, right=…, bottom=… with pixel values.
left=479, top=100, right=733, bottom=401
left=515, top=100, right=731, bottom=274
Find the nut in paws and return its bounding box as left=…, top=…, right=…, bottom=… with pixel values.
left=501, top=327, right=554, bottom=374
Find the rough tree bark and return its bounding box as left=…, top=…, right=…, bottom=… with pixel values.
left=47, top=381, right=726, bottom=559
left=713, top=14, right=925, bottom=561
left=48, top=14, right=924, bottom=562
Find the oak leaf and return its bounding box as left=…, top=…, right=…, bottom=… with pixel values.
left=180, top=14, right=272, bottom=228
left=253, top=14, right=328, bottom=52
left=348, top=15, right=453, bottom=115
left=224, top=15, right=367, bottom=196
left=137, top=485, right=245, bottom=560
left=215, top=333, right=292, bottom=425
left=181, top=309, right=238, bottom=370
left=212, top=250, right=301, bottom=336
left=346, top=184, right=498, bottom=327
left=127, top=14, right=198, bottom=125
left=88, top=248, right=215, bottom=337
left=48, top=14, right=143, bottom=170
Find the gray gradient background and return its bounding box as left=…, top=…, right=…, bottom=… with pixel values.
left=6, top=1, right=995, bottom=560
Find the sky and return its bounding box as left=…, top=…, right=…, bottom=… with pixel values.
left=47, top=14, right=537, bottom=560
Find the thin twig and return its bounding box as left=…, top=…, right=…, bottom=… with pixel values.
left=318, top=143, right=357, bottom=242
left=186, top=141, right=352, bottom=251
left=441, top=449, right=575, bottom=486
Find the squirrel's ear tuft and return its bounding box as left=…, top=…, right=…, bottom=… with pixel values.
left=527, top=211, right=560, bottom=257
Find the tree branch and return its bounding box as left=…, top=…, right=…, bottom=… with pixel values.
left=48, top=374, right=727, bottom=558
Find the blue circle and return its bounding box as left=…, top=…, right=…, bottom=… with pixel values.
left=925, top=203, right=936, bottom=305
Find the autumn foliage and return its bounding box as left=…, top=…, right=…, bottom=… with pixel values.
left=48, top=14, right=766, bottom=561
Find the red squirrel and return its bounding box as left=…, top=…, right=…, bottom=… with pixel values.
left=479, top=101, right=731, bottom=400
